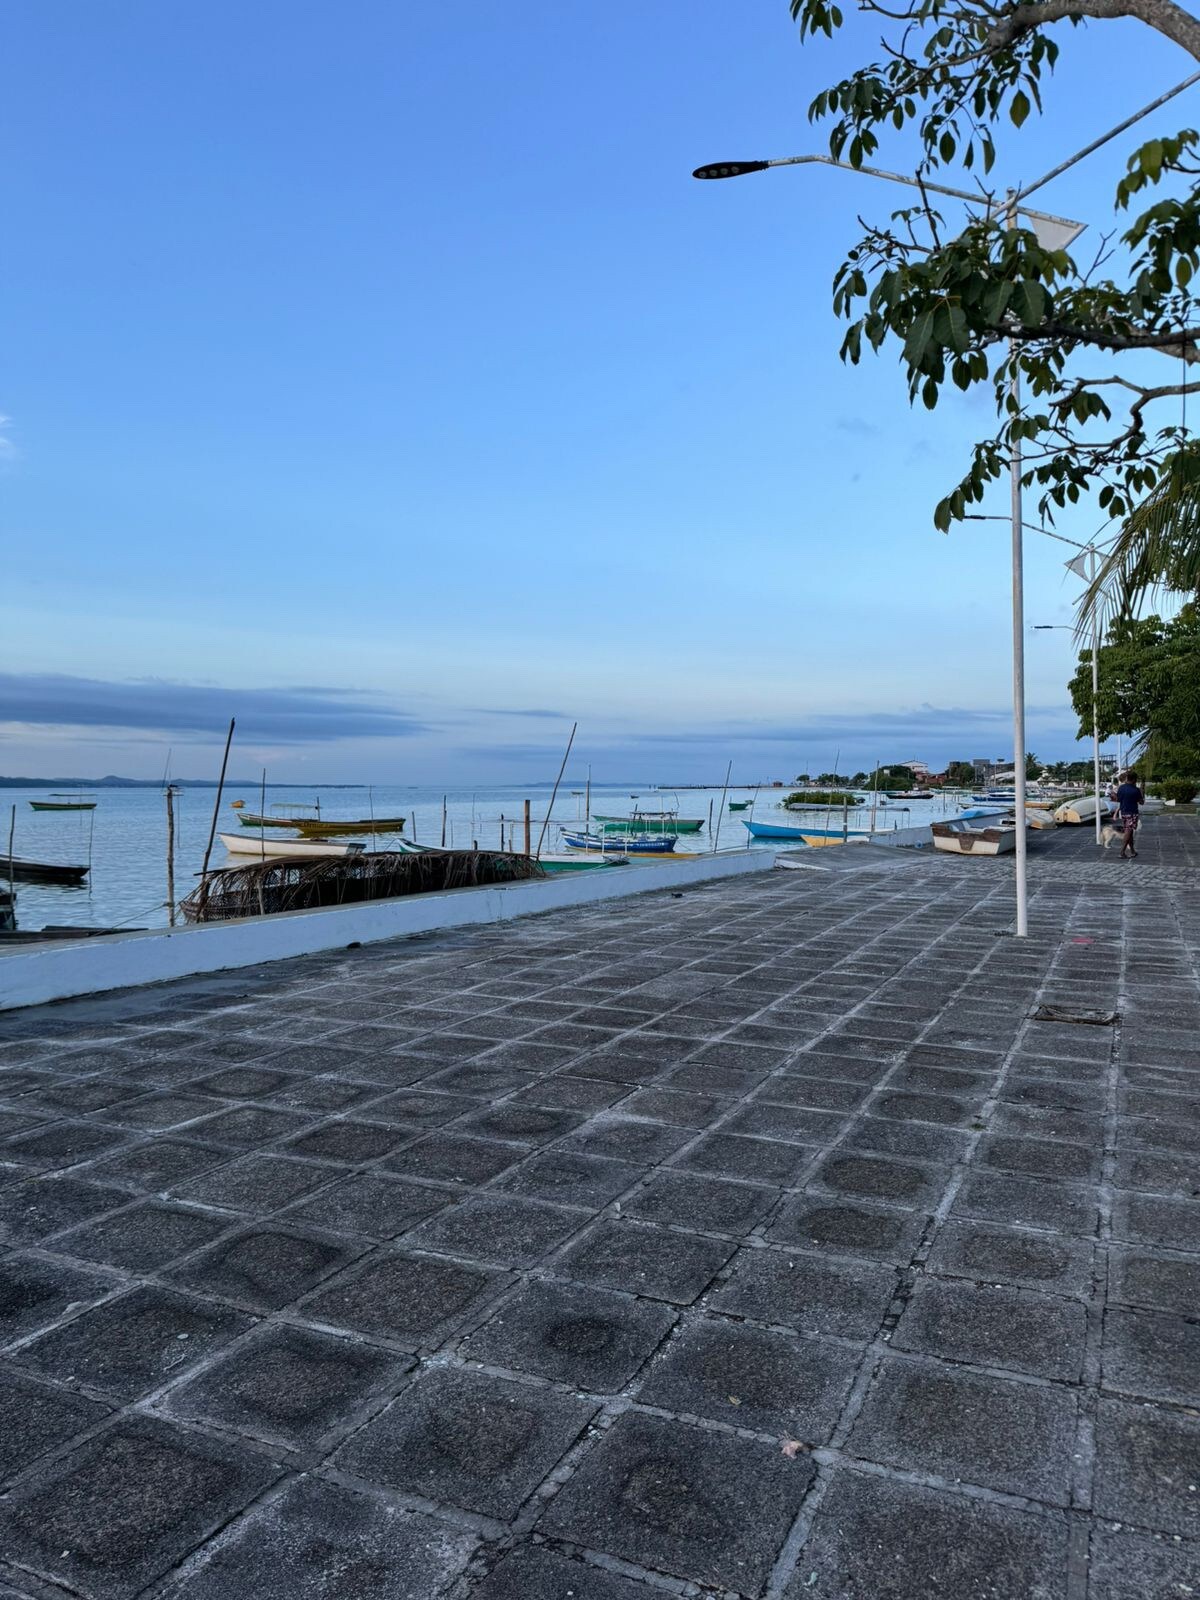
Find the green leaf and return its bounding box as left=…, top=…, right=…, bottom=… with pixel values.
left=903, top=307, right=937, bottom=367
left=1010, top=90, right=1030, bottom=129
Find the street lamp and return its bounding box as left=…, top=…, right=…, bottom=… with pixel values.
left=693, top=72, right=1199, bottom=934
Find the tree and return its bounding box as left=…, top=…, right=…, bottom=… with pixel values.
left=789, top=0, right=1200, bottom=533
left=946, top=760, right=977, bottom=784
left=1025, top=751, right=1042, bottom=779
left=866, top=763, right=917, bottom=788
left=1084, top=442, right=1200, bottom=623
left=1067, top=604, right=1200, bottom=772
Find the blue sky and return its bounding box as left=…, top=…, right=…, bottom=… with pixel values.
left=2, top=2, right=1191, bottom=781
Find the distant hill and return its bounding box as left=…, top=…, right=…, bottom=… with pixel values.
left=0, top=776, right=354, bottom=789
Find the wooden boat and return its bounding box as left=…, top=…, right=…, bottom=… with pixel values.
left=28, top=793, right=97, bottom=811
left=219, top=832, right=366, bottom=860
left=1, top=857, right=89, bottom=886
left=592, top=813, right=704, bottom=834
left=743, top=819, right=873, bottom=845
left=728, top=800, right=752, bottom=811
left=891, top=789, right=934, bottom=800
left=1053, top=795, right=1098, bottom=825
left=561, top=830, right=677, bottom=854
left=294, top=816, right=407, bottom=837
left=235, top=811, right=311, bottom=829
left=931, top=819, right=1017, bottom=855
left=535, top=854, right=626, bottom=873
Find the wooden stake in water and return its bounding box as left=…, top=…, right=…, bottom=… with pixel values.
left=441, top=795, right=447, bottom=849
left=6, top=804, right=15, bottom=909
left=259, top=768, right=268, bottom=864
left=523, top=798, right=532, bottom=857
left=712, top=760, right=732, bottom=852
left=198, top=718, right=235, bottom=919
left=535, top=722, right=577, bottom=860
left=165, top=785, right=178, bottom=927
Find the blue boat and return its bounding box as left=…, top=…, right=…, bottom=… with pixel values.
left=743, top=819, right=873, bottom=843
left=561, top=830, right=677, bottom=855
left=957, top=805, right=1011, bottom=820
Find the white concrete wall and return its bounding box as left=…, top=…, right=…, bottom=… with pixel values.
left=0, top=850, right=777, bottom=1013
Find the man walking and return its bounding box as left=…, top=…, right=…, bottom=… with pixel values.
left=1115, top=769, right=1144, bottom=860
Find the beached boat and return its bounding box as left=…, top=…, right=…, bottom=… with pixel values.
left=957, top=805, right=1010, bottom=820
left=931, top=819, right=1017, bottom=855
left=0, top=857, right=89, bottom=886
left=28, top=793, right=97, bottom=811
left=294, top=816, right=407, bottom=837
left=219, top=832, right=366, bottom=860
left=592, top=813, right=704, bottom=834
left=561, top=830, right=677, bottom=854
left=535, top=854, right=626, bottom=873
left=1053, top=795, right=1099, bottom=825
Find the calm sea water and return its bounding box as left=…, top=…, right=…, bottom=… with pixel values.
left=0, top=782, right=964, bottom=932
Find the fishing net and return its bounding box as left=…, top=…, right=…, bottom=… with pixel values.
left=180, top=848, right=546, bottom=923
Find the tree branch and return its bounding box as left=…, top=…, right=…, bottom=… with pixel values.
left=987, top=0, right=1200, bottom=61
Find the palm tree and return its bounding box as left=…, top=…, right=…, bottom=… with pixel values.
left=1081, top=443, right=1200, bottom=632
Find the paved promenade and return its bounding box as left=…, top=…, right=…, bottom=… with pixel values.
left=1, top=816, right=1198, bottom=1598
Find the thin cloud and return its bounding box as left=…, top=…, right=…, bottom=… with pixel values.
left=0, top=673, right=429, bottom=744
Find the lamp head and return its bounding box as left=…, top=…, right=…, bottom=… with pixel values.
left=692, top=161, right=771, bottom=180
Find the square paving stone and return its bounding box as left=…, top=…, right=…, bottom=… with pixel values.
left=188, top=1066, right=300, bottom=1099
left=0, top=1253, right=116, bottom=1347
left=560, top=1118, right=693, bottom=1165
left=671, top=1131, right=814, bottom=1185
left=103, top=1091, right=227, bottom=1131
left=190, top=1105, right=315, bottom=1147
left=172, top=1152, right=338, bottom=1212
left=77, top=1138, right=230, bottom=1192
left=160, top=1323, right=412, bottom=1450
left=767, top=1197, right=927, bottom=1265
left=472, top=1544, right=658, bottom=1600
left=849, top=1354, right=1076, bottom=1503
left=494, top=1149, right=641, bottom=1209
left=0, top=1371, right=112, bottom=1482
left=510, top=1076, right=627, bottom=1112
left=1087, top=1525, right=1200, bottom=1600
left=615, top=1089, right=729, bottom=1129
left=366, top=1089, right=478, bottom=1127
left=977, top=1134, right=1100, bottom=1182
left=268, top=1075, right=385, bottom=1113
left=302, top=1250, right=503, bottom=1346
left=453, top=1103, right=587, bottom=1146
left=25, top=1079, right=139, bottom=1114
left=840, top=1117, right=972, bottom=1165
left=810, top=1152, right=948, bottom=1207
left=639, top=1316, right=858, bottom=1440
left=0, top=1175, right=130, bottom=1245
left=283, top=1119, right=414, bottom=1163
left=559, top=1220, right=734, bottom=1304
left=12, top=1285, right=254, bottom=1401
left=385, top=1133, right=526, bottom=1186
left=752, top=1076, right=870, bottom=1112
left=624, top=1171, right=778, bottom=1234
left=167, top=1224, right=365, bottom=1312
left=785, top=1467, right=1069, bottom=1600
left=0, top=1415, right=278, bottom=1600
left=1111, top=1191, right=1200, bottom=1251
left=334, top=1365, right=594, bottom=1519
left=539, top=1409, right=813, bottom=1596
left=420, top=1062, right=540, bottom=1098
left=286, top=1172, right=449, bottom=1237
left=1093, top=1397, right=1200, bottom=1536
left=1109, top=1246, right=1200, bottom=1316
left=1102, top=1305, right=1200, bottom=1404
left=404, top=1194, right=583, bottom=1266
left=873, top=1090, right=973, bottom=1127
left=925, top=1219, right=1093, bottom=1296
left=157, top=1474, right=477, bottom=1600
left=2, top=1121, right=128, bottom=1170
left=723, top=1103, right=850, bottom=1145
left=462, top=1279, right=675, bottom=1390
left=52, top=1199, right=230, bottom=1270
left=892, top=1276, right=1086, bottom=1381
left=951, top=1171, right=1100, bottom=1235
left=708, top=1247, right=897, bottom=1340
left=664, top=1062, right=771, bottom=1097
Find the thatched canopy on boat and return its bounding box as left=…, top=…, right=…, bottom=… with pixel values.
left=180, top=848, right=546, bottom=923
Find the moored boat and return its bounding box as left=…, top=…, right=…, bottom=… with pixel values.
left=743, top=819, right=873, bottom=845
left=295, top=816, right=407, bottom=837
left=728, top=800, right=753, bottom=811
left=29, top=793, right=97, bottom=812
left=219, top=832, right=366, bottom=859
left=592, top=812, right=704, bottom=834
left=561, top=830, right=677, bottom=854
left=931, top=819, right=1017, bottom=855
left=535, top=853, right=626, bottom=872
left=0, top=857, right=89, bottom=885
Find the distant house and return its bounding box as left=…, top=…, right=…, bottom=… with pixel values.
left=897, top=759, right=932, bottom=779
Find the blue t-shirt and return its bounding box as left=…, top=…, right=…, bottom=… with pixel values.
left=1116, top=782, right=1142, bottom=816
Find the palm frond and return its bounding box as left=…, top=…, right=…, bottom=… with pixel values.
left=1078, top=444, right=1200, bottom=640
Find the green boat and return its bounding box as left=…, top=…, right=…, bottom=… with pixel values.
left=728, top=800, right=752, bottom=811
left=592, top=813, right=705, bottom=834
left=29, top=793, right=97, bottom=811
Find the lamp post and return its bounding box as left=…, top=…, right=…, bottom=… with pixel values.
left=1032, top=614, right=1104, bottom=841
left=692, top=75, right=1199, bottom=932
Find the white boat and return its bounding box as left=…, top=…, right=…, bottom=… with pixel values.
left=930, top=819, right=1017, bottom=856
left=1053, top=795, right=1100, bottom=825
left=218, top=832, right=366, bottom=860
